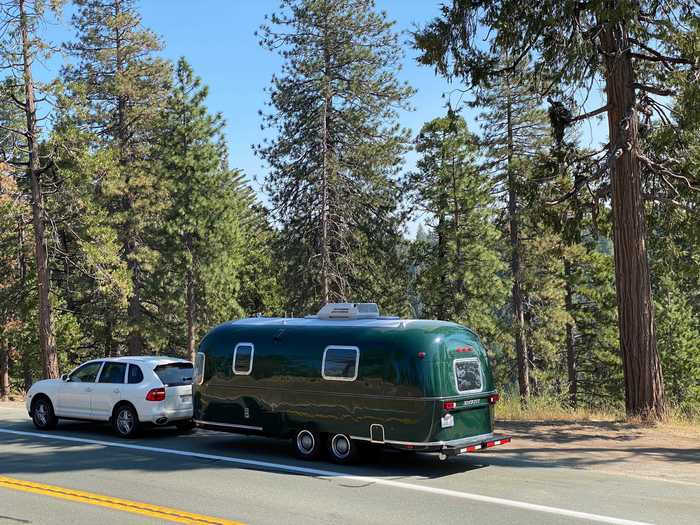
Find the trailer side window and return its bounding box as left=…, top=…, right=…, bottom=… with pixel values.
left=194, top=352, right=205, bottom=385
left=233, top=343, right=254, bottom=375
left=322, top=346, right=359, bottom=381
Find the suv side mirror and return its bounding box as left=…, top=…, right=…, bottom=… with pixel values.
left=61, top=374, right=69, bottom=382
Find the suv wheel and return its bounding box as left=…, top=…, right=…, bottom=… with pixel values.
left=112, top=405, right=140, bottom=438
left=32, top=397, right=58, bottom=430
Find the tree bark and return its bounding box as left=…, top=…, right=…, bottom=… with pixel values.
left=564, top=260, right=577, bottom=407
left=0, top=338, right=9, bottom=401
left=19, top=0, right=59, bottom=379
left=599, top=21, right=664, bottom=421
left=319, top=30, right=331, bottom=305
left=186, top=265, right=196, bottom=363
left=506, top=91, right=529, bottom=400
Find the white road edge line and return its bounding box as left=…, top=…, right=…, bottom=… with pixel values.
left=0, top=427, right=652, bottom=525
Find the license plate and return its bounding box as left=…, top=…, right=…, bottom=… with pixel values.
left=180, top=395, right=192, bottom=403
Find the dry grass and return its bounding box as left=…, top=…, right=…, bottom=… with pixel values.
left=497, top=394, right=624, bottom=422
left=496, top=393, right=700, bottom=436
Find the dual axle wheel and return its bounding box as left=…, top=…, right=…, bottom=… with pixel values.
left=293, top=429, right=358, bottom=463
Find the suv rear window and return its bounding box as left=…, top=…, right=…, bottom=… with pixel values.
left=154, top=362, right=193, bottom=386
left=454, top=358, right=483, bottom=393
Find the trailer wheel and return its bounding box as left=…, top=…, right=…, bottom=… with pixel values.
left=326, top=433, right=359, bottom=464
left=293, top=429, right=322, bottom=460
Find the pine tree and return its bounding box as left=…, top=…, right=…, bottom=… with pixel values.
left=405, top=111, right=507, bottom=346
left=0, top=0, right=62, bottom=378
left=256, top=0, right=414, bottom=313
left=415, top=0, right=699, bottom=421
left=155, top=58, right=274, bottom=361
left=64, top=0, right=171, bottom=355
left=475, top=61, right=549, bottom=400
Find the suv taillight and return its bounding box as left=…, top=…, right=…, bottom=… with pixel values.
left=145, top=387, right=165, bottom=401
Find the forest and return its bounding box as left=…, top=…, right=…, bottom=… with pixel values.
left=0, top=0, right=698, bottom=423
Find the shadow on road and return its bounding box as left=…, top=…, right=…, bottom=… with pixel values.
left=0, top=416, right=489, bottom=482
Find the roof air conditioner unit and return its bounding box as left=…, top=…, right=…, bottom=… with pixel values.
left=316, top=303, right=380, bottom=320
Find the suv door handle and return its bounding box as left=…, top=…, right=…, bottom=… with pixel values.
left=85, top=387, right=92, bottom=392
left=113, top=389, right=120, bottom=394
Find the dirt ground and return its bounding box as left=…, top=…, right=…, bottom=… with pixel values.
left=493, top=420, right=700, bottom=484
left=2, top=400, right=698, bottom=483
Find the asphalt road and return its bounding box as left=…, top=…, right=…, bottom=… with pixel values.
left=0, top=405, right=698, bottom=525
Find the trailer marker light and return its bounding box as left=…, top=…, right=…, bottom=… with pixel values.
left=489, top=393, right=500, bottom=404
left=455, top=346, right=473, bottom=353
left=145, top=387, right=166, bottom=401
left=443, top=401, right=456, bottom=410
left=417, top=352, right=426, bottom=359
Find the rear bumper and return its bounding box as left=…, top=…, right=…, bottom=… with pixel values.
left=139, top=405, right=193, bottom=424
left=440, top=433, right=511, bottom=456
left=384, top=432, right=511, bottom=454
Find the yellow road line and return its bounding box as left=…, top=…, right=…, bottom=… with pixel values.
left=0, top=475, right=245, bottom=525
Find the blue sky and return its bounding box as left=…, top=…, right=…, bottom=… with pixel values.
left=39, top=1, right=461, bottom=196
left=37, top=1, right=606, bottom=233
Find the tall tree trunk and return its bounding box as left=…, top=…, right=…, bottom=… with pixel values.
left=19, top=0, right=58, bottom=379
left=186, top=265, right=196, bottom=363
left=112, top=0, right=143, bottom=355
left=319, top=34, right=331, bottom=305
left=436, top=210, right=447, bottom=319
left=18, top=218, right=32, bottom=391
left=564, top=261, right=577, bottom=407
left=0, top=338, right=10, bottom=401
left=506, top=92, right=529, bottom=400
left=599, top=21, right=664, bottom=421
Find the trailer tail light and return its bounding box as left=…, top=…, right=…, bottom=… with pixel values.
left=489, top=393, right=500, bottom=404
left=443, top=401, right=457, bottom=410
left=146, top=387, right=166, bottom=401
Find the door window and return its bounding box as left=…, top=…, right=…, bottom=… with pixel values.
left=322, top=346, right=359, bottom=381
left=98, top=362, right=127, bottom=384
left=233, top=343, right=254, bottom=375
left=128, top=364, right=144, bottom=384
left=69, top=362, right=102, bottom=383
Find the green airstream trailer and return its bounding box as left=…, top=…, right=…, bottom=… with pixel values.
left=193, top=303, right=510, bottom=462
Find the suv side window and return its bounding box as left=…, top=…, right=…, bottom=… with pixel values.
left=69, top=362, right=103, bottom=383
left=98, top=362, right=127, bottom=384
left=127, top=364, right=144, bottom=384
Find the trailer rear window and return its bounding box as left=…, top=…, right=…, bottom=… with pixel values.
left=322, top=346, right=359, bottom=381
left=154, top=362, right=193, bottom=387
left=454, top=358, right=483, bottom=393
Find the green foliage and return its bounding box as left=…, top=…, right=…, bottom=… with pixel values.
left=256, top=0, right=414, bottom=314
left=405, top=112, right=508, bottom=349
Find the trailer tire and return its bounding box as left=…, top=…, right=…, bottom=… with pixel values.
left=293, top=429, right=322, bottom=460
left=326, top=433, right=359, bottom=464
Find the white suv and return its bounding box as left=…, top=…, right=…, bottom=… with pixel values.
left=26, top=356, right=194, bottom=438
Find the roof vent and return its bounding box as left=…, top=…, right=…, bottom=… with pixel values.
left=316, top=303, right=380, bottom=320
